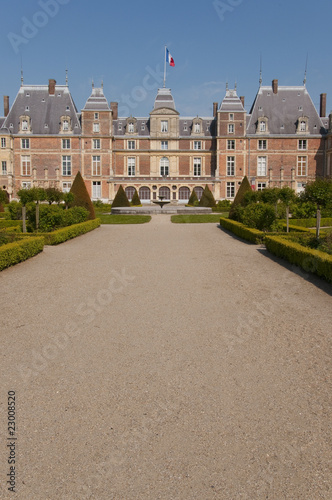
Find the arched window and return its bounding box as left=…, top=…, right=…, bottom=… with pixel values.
left=160, top=157, right=169, bottom=176
left=139, top=186, right=150, bottom=200
left=159, top=186, right=170, bottom=199
left=179, top=187, right=190, bottom=200
left=125, top=186, right=135, bottom=201
left=194, top=186, right=203, bottom=200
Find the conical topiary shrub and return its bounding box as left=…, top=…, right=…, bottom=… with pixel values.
left=131, top=188, right=141, bottom=206
left=187, top=189, right=198, bottom=206
left=229, top=176, right=252, bottom=220
left=70, top=171, right=95, bottom=220
left=112, top=185, right=130, bottom=208
left=199, top=185, right=216, bottom=207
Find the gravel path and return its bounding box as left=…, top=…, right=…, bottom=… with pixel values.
left=1, top=216, right=331, bottom=499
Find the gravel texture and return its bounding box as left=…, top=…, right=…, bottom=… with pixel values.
left=1, top=216, right=332, bottom=499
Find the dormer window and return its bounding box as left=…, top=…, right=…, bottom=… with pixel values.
left=60, top=115, right=72, bottom=133
left=257, top=117, right=268, bottom=134
left=192, top=118, right=203, bottom=135
left=63, top=120, right=69, bottom=131
left=128, top=122, right=134, bottom=133
left=20, top=116, right=31, bottom=133
left=161, top=120, right=168, bottom=133
left=22, top=120, right=28, bottom=131
left=297, top=117, right=309, bottom=134
left=194, top=123, right=201, bottom=133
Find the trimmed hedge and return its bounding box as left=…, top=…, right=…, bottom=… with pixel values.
left=282, top=224, right=313, bottom=233
left=285, top=217, right=332, bottom=228
left=265, top=235, right=332, bottom=283
left=42, top=218, right=101, bottom=245
left=0, top=220, right=22, bottom=229
left=0, top=237, right=44, bottom=271
left=220, top=217, right=264, bottom=244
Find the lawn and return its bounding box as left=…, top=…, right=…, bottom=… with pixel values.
left=99, top=214, right=151, bottom=224
left=171, top=213, right=228, bottom=224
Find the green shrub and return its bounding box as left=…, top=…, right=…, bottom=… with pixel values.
left=0, top=237, right=44, bottom=271
left=187, top=189, right=198, bottom=206
left=229, top=176, right=251, bottom=219
left=216, top=199, right=232, bottom=210
left=199, top=185, right=216, bottom=208
left=0, top=220, right=22, bottom=229
left=27, top=205, right=89, bottom=232
left=8, top=201, right=22, bottom=220
left=219, top=217, right=264, bottom=244
left=70, top=171, right=96, bottom=219
left=264, top=235, right=332, bottom=282
left=43, top=219, right=101, bottom=245
left=62, top=206, right=89, bottom=226
left=290, top=201, right=316, bottom=219
left=112, top=185, right=131, bottom=208
left=131, top=189, right=141, bottom=206
left=284, top=217, right=332, bottom=228
left=240, top=202, right=276, bottom=231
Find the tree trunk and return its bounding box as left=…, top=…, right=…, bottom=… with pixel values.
left=22, top=205, right=26, bottom=233
left=316, top=208, right=321, bottom=239
left=36, top=202, right=40, bottom=231
left=286, top=206, right=289, bottom=233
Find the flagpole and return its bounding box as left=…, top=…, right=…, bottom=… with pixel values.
left=163, top=45, right=167, bottom=88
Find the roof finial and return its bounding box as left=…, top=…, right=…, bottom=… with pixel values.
left=92, top=79, right=94, bottom=89
left=20, top=55, right=24, bottom=86
left=303, top=53, right=308, bottom=86
left=65, top=68, right=68, bottom=86
left=234, top=81, right=237, bottom=91
left=259, top=54, right=263, bottom=87
left=226, top=81, right=229, bottom=91
left=101, top=80, right=104, bottom=89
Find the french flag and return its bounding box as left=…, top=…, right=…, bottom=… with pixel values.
left=166, top=48, right=175, bottom=67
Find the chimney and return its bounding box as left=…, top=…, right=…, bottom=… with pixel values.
left=320, top=93, right=327, bottom=117
left=240, top=96, right=245, bottom=108
left=48, top=79, right=56, bottom=95
left=272, top=79, right=278, bottom=94
left=110, top=102, right=118, bottom=120
left=213, top=102, right=218, bottom=117
left=3, top=96, right=9, bottom=117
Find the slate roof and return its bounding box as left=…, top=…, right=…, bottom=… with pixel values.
left=247, top=85, right=327, bottom=135
left=219, top=88, right=245, bottom=112
left=1, top=84, right=81, bottom=135
left=153, top=88, right=176, bottom=110
left=82, top=86, right=110, bottom=111
left=113, top=118, right=151, bottom=137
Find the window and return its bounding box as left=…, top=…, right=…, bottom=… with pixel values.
left=227, top=156, right=235, bottom=176
left=159, top=186, right=170, bottom=199
left=194, top=123, right=201, bottom=133
left=161, top=120, right=168, bottom=133
left=161, top=141, right=168, bottom=150
left=125, top=186, right=135, bottom=201
left=194, top=141, right=202, bottom=150
left=21, top=181, right=31, bottom=189
left=227, top=140, right=235, bottom=150
left=62, top=156, right=71, bottom=176
left=93, top=139, right=100, bottom=149
left=62, top=139, right=70, bottom=149
left=257, top=156, right=267, bottom=176
left=92, top=156, right=101, bottom=176
left=93, top=123, right=100, bottom=133
left=63, top=120, right=69, bottom=131
left=226, top=182, right=235, bottom=198
left=228, top=124, right=234, bottom=134
left=179, top=187, right=190, bottom=200
left=128, top=157, right=135, bottom=176
left=92, top=181, right=101, bottom=198
left=258, top=140, right=267, bottom=150
left=62, top=182, right=72, bottom=193
left=298, top=139, right=307, bottom=150
left=229, top=113, right=234, bottom=121
left=139, top=186, right=150, bottom=200
left=2, top=161, right=7, bottom=174
left=22, top=120, right=28, bottom=131
left=160, top=157, right=169, bottom=176
left=94, top=113, right=99, bottom=120
left=297, top=156, right=307, bottom=176
left=299, top=120, right=306, bottom=132
left=21, top=138, right=30, bottom=149
left=194, top=158, right=201, bottom=176
left=21, top=155, right=31, bottom=176
left=257, top=182, right=266, bottom=191
left=128, top=140, right=135, bottom=150
left=1, top=138, right=6, bottom=148
left=128, top=122, right=134, bottom=133
left=259, top=121, right=266, bottom=132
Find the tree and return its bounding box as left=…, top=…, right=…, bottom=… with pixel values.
left=131, top=189, right=141, bottom=206
left=112, top=185, right=130, bottom=208
left=187, top=189, right=198, bottom=206
left=302, top=178, right=332, bottom=237
left=279, top=187, right=297, bottom=232
left=45, top=187, right=63, bottom=205
left=0, top=188, right=8, bottom=212
left=29, top=187, right=47, bottom=230
left=63, top=192, right=74, bottom=210
left=229, top=176, right=252, bottom=220
left=70, top=171, right=95, bottom=219
left=260, top=187, right=281, bottom=216
left=199, top=185, right=216, bottom=208
left=17, top=188, right=34, bottom=233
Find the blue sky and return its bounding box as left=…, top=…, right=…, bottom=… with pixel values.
left=1, top=0, right=331, bottom=118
